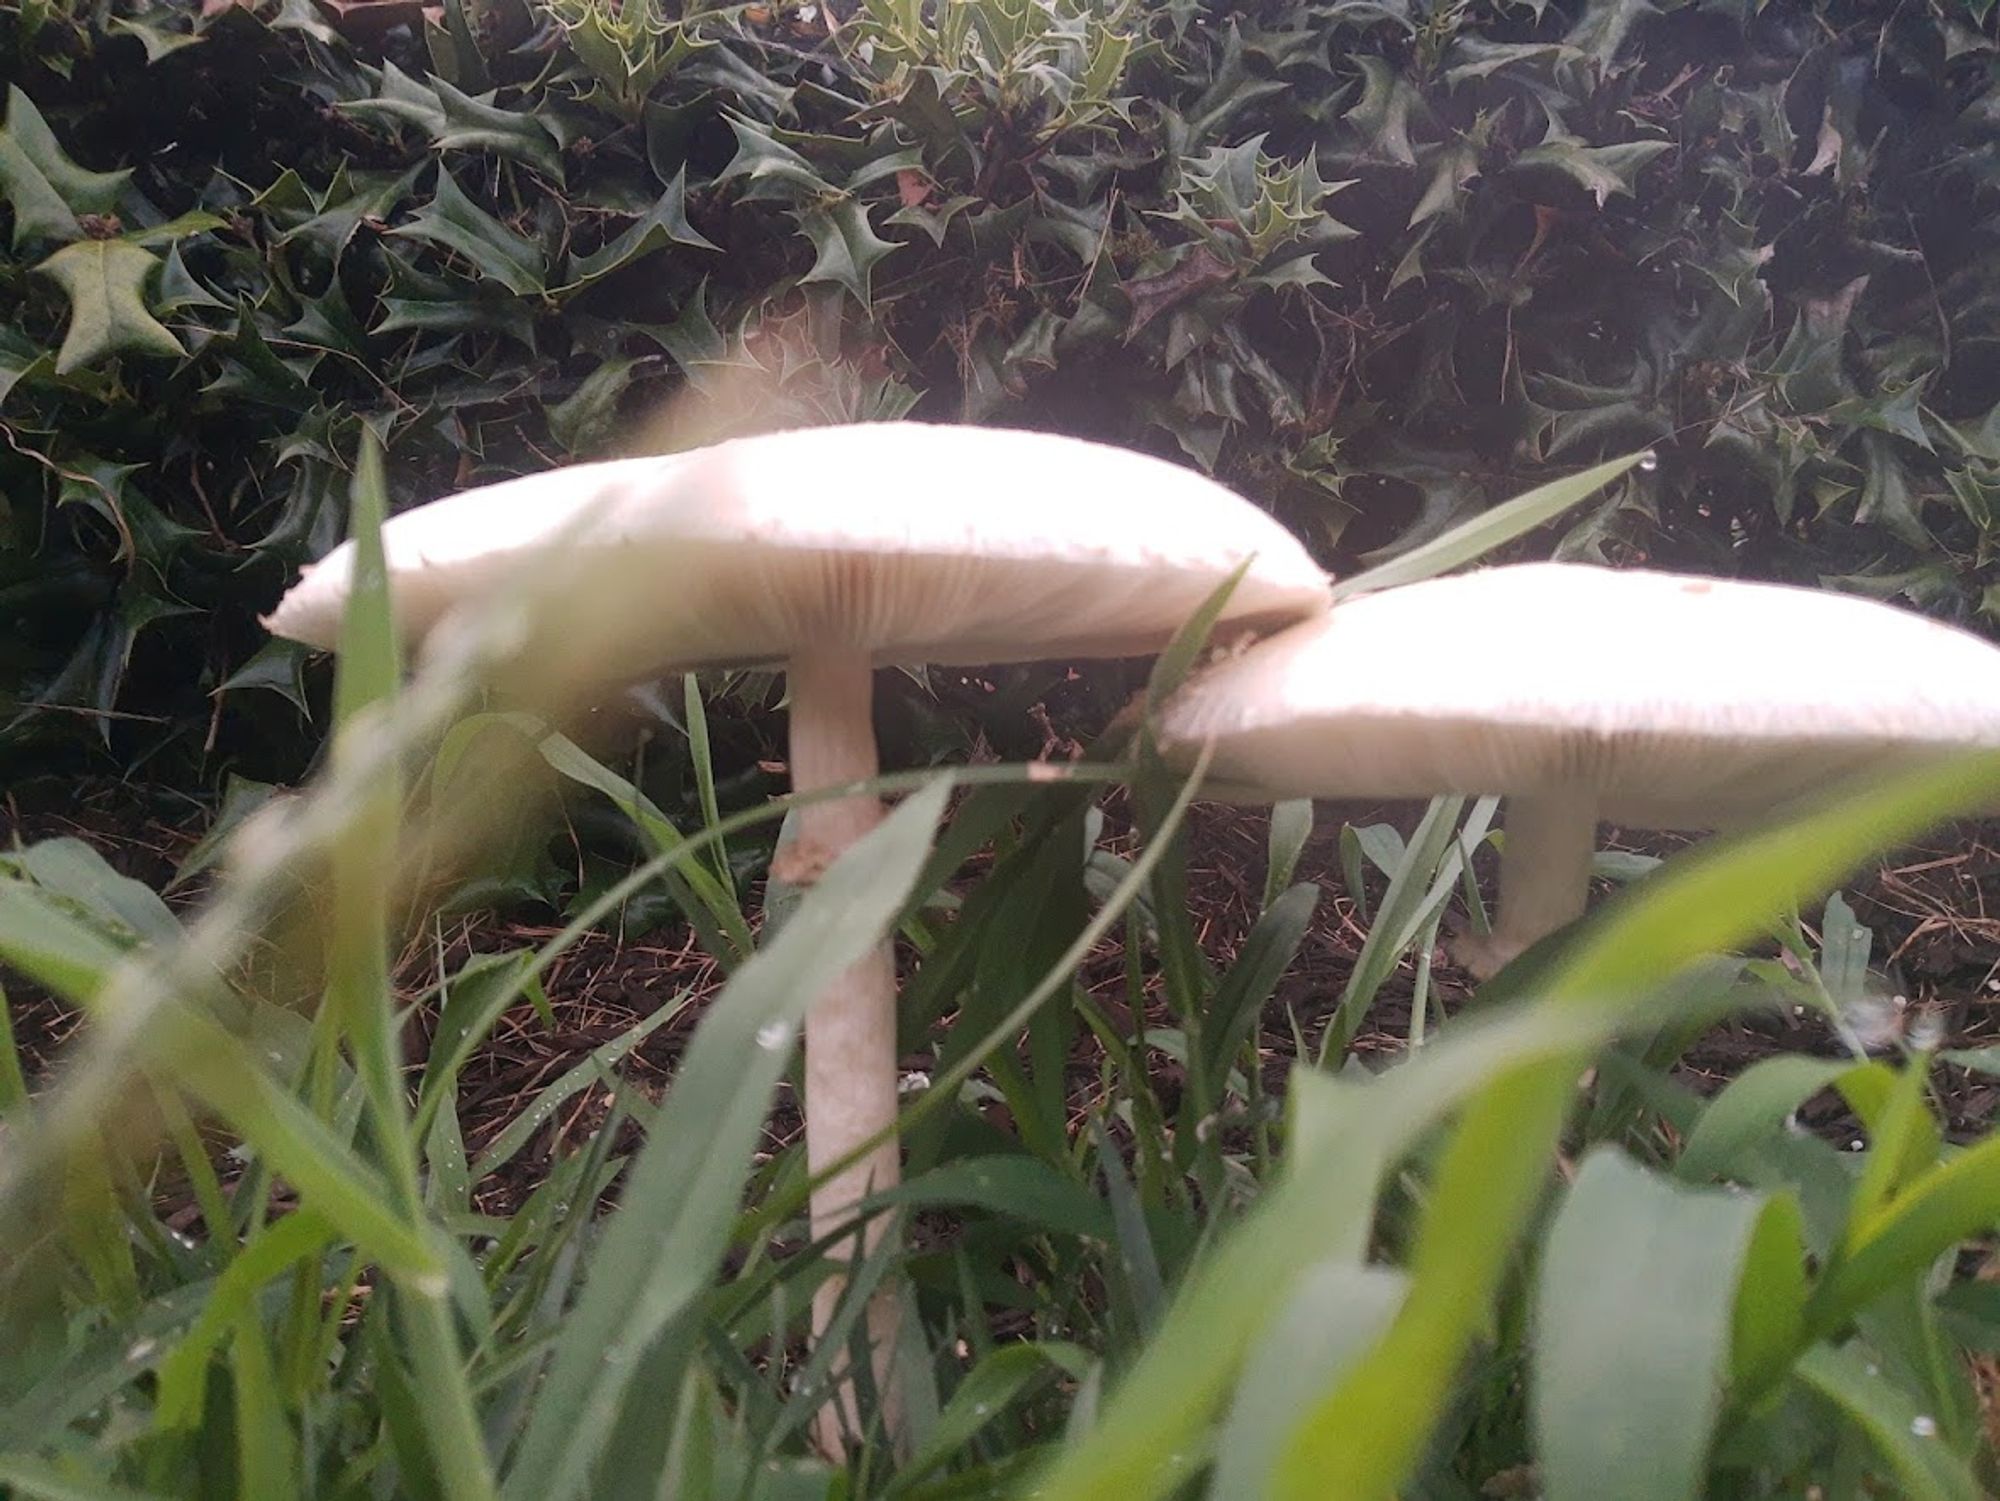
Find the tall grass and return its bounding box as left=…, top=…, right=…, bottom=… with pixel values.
left=2, top=443, right=1999, bottom=1499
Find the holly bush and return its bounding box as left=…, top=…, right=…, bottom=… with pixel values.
left=4, top=0, right=1998, bottom=789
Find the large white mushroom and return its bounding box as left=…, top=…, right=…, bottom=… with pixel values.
left=265, top=420, right=1330, bottom=1442
left=1158, top=562, right=2000, bottom=977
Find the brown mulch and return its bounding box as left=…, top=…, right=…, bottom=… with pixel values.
left=5, top=783, right=2000, bottom=1220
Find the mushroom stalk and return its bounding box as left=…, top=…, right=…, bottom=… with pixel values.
left=786, top=649, right=904, bottom=1450
left=1466, top=789, right=1600, bottom=979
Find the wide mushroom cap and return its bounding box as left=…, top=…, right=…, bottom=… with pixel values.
left=1158, top=562, right=2000, bottom=828
left=264, top=422, right=1330, bottom=683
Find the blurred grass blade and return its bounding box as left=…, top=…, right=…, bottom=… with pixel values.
left=1793, top=1344, right=1980, bottom=1501
left=170, top=1022, right=440, bottom=1280
left=1813, top=1129, right=2000, bottom=1338
left=152, top=1210, right=336, bottom=1430
left=0, top=1457, right=170, bottom=1501
left=1331, top=451, right=1649, bottom=601
left=1211, top=1262, right=1405, bottom=1497
left=0, top=983, right=29, bottom=1116
left=1531, top=1148, right=1787, bottom=1501
left=501, top=778, right=953, bottom=1501
left=331, top=427, right=402, bottom=723
left=1265, top=751, right=2000, bottom=1501
left=229, top=1308, right=298, bottom=1495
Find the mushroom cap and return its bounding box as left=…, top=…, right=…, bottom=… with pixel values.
left=265, top=422, right=1329, bottom=682
left=1157, top=562, right=2000, bottom=829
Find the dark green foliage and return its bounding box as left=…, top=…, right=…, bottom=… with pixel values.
left=4, top=0, right=1999, bottom=790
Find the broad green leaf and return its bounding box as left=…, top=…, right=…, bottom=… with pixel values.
left=0, top=879, right=131, bottom=1004
left=1677, top=1055, right=1863, bottom=1183
left=34, top=240, right=185, bottom=372
left=1793, top=1344, right=1980, bottom=1501
left=8, top=837, right=182, bottom=947
left=1532, top=1148, right=1781, bottom=1501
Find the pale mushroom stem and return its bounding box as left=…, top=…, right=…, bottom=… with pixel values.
left=785, top=648, right=904, bottom=1454
left=1461, top=789, right=1601, bottom=980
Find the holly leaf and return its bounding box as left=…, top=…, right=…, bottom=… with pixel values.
left=390, top=166, right=546, bottom=295
left=0, top=86, right=131, bottom=248
left=34, top=239, right=186, bottom=373
left=107, top=13, right=206, bottom=61
left=1512, top=135, right=1671, bottom=206
left=559, top=168, right=718, bottom=295
left=796, top=198, right=897, bottom=307
left=714, top=116, right=835, bottom=203
left=430, top=75, right=564, bottom=183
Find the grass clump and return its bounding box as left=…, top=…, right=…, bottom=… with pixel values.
left=3, top=445, right=2000, bottom=1500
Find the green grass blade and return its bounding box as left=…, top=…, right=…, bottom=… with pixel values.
left=683, top=672, right=734, bottom=897
left=1331, top=451, right=1649, bottom=601
left=1813, top=1130, right=2000, bottom=1339
left=538, top=730, right=753, bottom=966
left=0, top=982, right=29, bottom=1116
left=229, top=1306, right=299, bottom=1496
left=1263, top=800, right=1313, bottom=910
left=467, top=994, right=689, bottom=1180
left=1320, top=794, right=1465, bottom=1061
left=1210, top=1262, right=1406, bottom=1497
left=330, top=426, right=402, bottom=725
left=500, top=778, right=952, bottom=1501
left=152, top=1210, right=335, bottom=1430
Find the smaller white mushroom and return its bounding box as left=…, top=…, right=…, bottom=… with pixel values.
left=1158, top=562, right=2000, bottom=977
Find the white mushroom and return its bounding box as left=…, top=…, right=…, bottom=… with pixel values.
left=266, top=420, right=1330, bottom=1441
left=1157, top=562, right=2000, bottom=978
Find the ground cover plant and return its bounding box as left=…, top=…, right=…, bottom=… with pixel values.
left=6, top=0, right=2000, bottom=1498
